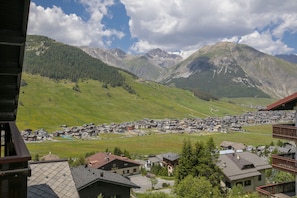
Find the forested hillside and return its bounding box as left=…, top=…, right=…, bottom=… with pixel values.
left=24, top=35, right=136, bottom=92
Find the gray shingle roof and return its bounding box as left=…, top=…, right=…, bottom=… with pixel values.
left=71, top=165, right=140, bottom=190
left=157, top=152, right=180, bottom=162
left=226, top=154, right=255, bottom=170
left=28, top=160, right=79, bottom=198
left=218, top=152, right=271, bottom=181
left=220, top=141, right=246, bottom=151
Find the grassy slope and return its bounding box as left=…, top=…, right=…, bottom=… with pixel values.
left=17, top=72, right=254, bottom=132
left=221, top=97, right=276, bottom=107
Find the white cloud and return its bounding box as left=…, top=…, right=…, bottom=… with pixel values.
left=222, top=36, right=239, bottom=43
left=28, top=0, right=297, bottom=55
left=80, top=0, right=114, bottom=22
left=238, top=31, right=294, bottom=55
left=28, top=1, right=124, bottom=47
left=272, top=14, right=297, bottom=38
left=121, top=0, right=297, bottom=54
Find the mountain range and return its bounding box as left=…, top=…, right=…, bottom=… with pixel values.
left=81, top=42, right=297, bottom=99
left=79, top=47, right=182, bottom=82
left=26, top=35, right=297, bottom=99
left=165, top=42, right=297, bottom=99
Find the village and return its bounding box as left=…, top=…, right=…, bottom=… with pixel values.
left=21, top=110, right=295, bottom=142
left=19, top=102, right=297, bottom=197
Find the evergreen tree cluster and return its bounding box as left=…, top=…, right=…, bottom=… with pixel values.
left=24, top=35, right=135, bottom=93
left=176, top=138, right=222, bottom=187
left=193, top=89, right=218, bottom=101
left=113, top=147, right=131, bottom=159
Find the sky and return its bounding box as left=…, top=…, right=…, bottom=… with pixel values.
left=28, top=0, right=297, bottom=58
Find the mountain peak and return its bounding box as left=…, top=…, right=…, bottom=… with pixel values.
left=193, top=42, right=264, bottom=59
left=147, top=48, right=169, bottom=57
left=146, top=48, right=182, bottom=59
left=109, top=48, right=126, bottom=59
left=167, top=41, right=297, bottom=98
left=142, top=48, right=183, bottom=69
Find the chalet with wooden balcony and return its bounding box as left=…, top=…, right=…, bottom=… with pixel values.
left=0, top=1, right=32, bottom=197
left=256, top=92, right=297, bottom=197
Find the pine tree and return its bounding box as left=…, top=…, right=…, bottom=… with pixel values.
left=176, top=139, right=193, bottom=183
left=176, top=138, right=222, bottom=187
left=113, top=147, right=122, bottom=156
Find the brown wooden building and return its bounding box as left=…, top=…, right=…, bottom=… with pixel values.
left=257, top=92, right=297, bottom=197
left=87, top=152, right=141, bottom=176
left=0, top=1, right=32, bottom=197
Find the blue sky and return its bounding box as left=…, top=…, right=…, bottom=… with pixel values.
left=28, top=0, right=297, bottom=57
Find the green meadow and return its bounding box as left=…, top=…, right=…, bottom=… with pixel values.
left=17, top=73, right=260, bottom=132
left=17, top=73, right=278, bottom=159
left=26, top=125, right=275, bottom=159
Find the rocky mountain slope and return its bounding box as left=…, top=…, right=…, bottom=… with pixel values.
left=26, top=35, right=297, bottom=99
left=80, top=47, right=182, bottom=81
left=165, top=42, right=297, bottom=99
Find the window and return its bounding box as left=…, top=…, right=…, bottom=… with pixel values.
left=133, top=168, right=137, bottom=172
left=127, top=169, right=130, bottom=173
left=244, top=180, right=251, bottom=186
left=258, top=175, right=262, bottom=181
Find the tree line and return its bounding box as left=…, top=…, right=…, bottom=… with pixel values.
left=24, top=35, right=136, bottom=93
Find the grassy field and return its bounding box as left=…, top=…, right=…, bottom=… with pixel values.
left=26, top=124, right=276, bottom=159
left=17, top=73, right=277, bottom=159
left=223, top=97, right=276, bottom=108
left=17, top=73, right=261, bottom=132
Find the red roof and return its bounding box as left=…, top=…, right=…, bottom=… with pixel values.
left=266, top=92, right=297, bottom=111
left=86, top=152, right=140, bottom=169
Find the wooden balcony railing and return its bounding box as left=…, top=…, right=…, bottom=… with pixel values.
left=256, top=181, right=295, bottom=197
left=0, top=122, right=31, bottom=198
left=272, top=124, right=297, bottom=141
left=272, top=154, right=297, bottom=174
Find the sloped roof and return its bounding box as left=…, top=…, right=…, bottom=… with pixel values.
left=86, top=152, right=140, bottom=169
left=28, top=160, right=79, bottom=198
left=218, top=152, right=271, bottom=181
left=226, top=154, right=254, bottom=170
left=160, top=152, right=180, bottom=162
left=71, top=165, right=140, bottom=190
left=220, top=141, right=246, bottom=151
left=266, top=92, right=297, bottom=111
left=0, top=1, right=30, bottom=121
